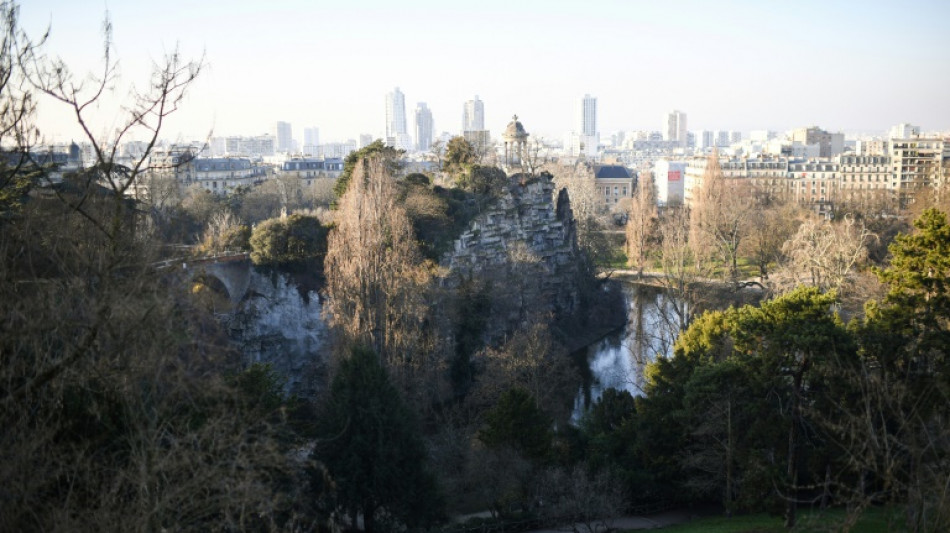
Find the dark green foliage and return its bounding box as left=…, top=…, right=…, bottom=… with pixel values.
left=450, top=279, right=492, bottom=398
left=312, top=347, right=444, bottom=533
left=230, top=362, right=285, bottom=413
left=628, top=288, right=856, bottom=516
left=576, top=389, right=647, bottom=497
left=836, top=209, right=950, bottom=530
left=866, top=207, right=950, bottom=381
left=400, top=178, right=453, bottom=260
left=443, top=136, right=478, bottom=180
left=0, top=161, right=35, bottom=219
left=403, top=172, right=430, bottom=187
left=249, top=214, right=328, bottom=272
left=479, top=387, right=553, bottom=462
left=445, top=278, right=495, bottom=400
left=584, top=387, right=636, bottom=438
left=400, top=180, right=492, bottom=261
left=333, top=140, right=403, bottom=200
left=456, top=164, right=508, bottom=197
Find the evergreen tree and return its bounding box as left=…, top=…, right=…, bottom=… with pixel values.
left=868, top=207, right=950, bottom=381
left=333, top=140, right=403, bottom=200
left=479, top=387, right=553, bottom=462
left=312, top=347, right=443, bottom=533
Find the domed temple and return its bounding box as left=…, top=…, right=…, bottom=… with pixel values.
left=502, top=114, right=529, bottom=172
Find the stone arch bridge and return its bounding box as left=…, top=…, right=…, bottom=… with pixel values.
left=155, top=252, right=252, bottom=303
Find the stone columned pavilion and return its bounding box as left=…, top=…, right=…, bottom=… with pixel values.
left=502, top=115, right=529, bottom=172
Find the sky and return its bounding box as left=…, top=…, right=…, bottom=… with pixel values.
left=20, top=0, right=950, bottom=145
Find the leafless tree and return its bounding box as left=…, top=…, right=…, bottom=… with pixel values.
left=741, top=199, right=803, bottom=281
left=324, top=155, right=445, bottom=403
left=542, top=161, right=610, bottom=264
left=777, top=215, right=872, bottom=295
left=625, top=170, right=658, bottom=276
left=200, top=209, right=246, bottom=253
left=689, top=152, right=755, bottom=283
left=471, top=318, right=576, bottom=422
left=816, top=359, right=950, bottom=533
left=654, top=205, right=713, bottom=333
left=533, top=465, right=626, bottom=533
left=0, top=5, right=317, bottom=530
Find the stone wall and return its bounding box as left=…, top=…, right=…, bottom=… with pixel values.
left=441, top=174, right=580, bottom=320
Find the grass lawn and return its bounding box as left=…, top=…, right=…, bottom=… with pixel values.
left=645, top=507, right=895, bottom=533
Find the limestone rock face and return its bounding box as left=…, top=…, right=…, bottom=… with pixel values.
left=442, top=174, right=580, bottom=321
left=224, top=269, right=327, bottom=395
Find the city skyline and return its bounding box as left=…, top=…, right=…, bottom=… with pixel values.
left=20, top=0, right=950, bottom=144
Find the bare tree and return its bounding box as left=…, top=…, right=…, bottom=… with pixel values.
left=777, top=215, right=872, bottom=295
left=625, top=170, right=658, bottom=276
left=541, top=161, right=606, bottom=258
left=471, top=318, right=576, bottom=422
left=742, top=199, right=803, bottom=281
left=534, top=465, right=626, bottom=533
left=200, top=209, right=247, bottom=253
left=655, top=205, right=713, bottom=333
left=689, top=152, right=755, bottom=283
left=324, top=155, right=444, bottom=401
left=1, top=6, right=316, bottom=530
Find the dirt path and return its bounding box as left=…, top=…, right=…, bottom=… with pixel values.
left=526, top=507, right=718, bottom=532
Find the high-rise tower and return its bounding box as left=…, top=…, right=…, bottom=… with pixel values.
left=462, top=96, right=485, bottom=132
left=664, top=110, right=687, bottom=148
left=415, top=103, right=433, bottom=151
left=577, top=94, right=597, bottom=137
left=566, top=94, right=599, bottom=157
left=303, top=127, right=320, bottom=154
left=385, top=87, right=408, bottom=139
left=275, top=121, right=293, bottom=153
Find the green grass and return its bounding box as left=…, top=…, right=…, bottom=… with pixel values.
left=644, top=507, right=894, bottom=533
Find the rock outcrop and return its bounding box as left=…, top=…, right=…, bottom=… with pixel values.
left=224, top=269, right=327, bottom=395
left=441, top=174, right=580, bottom=320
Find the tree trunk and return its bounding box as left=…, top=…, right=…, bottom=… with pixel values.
left=785, top=371, right=803, bottom=529
left=726, top=399, right=734, bottom=517
left=821, top=463, right=831, bottom=510
left=363, top=504, right=375, bottom=533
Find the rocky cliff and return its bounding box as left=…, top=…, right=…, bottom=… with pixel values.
left=441, top=174, right=580, bottom=320
left=224, top=269, right=327, bottom=395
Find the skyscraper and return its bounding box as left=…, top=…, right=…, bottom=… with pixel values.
left=303, top=127, right=320, bottom=155
left=577, top=94, right=597, bottom=137
left=462, top=96, right=484, bottom=132
left=385, top=87, right=407, bottom=139
left=566, top=94, right=599, bottom=157
left=664, top=110, right=687, bottom=148
left=275, top=121, right=293, bottom=153
left=415, top=103, right=433, bottom=152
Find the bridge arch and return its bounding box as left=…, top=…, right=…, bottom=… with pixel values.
left=172, top=254, right=252, bottom=304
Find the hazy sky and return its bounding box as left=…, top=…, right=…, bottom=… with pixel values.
left=20, top=0, right=950, bottom=145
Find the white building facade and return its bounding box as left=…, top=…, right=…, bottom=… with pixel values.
left=653, top=159, right=686, bottom=206
left=665, top=110, right=687, bottom=148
